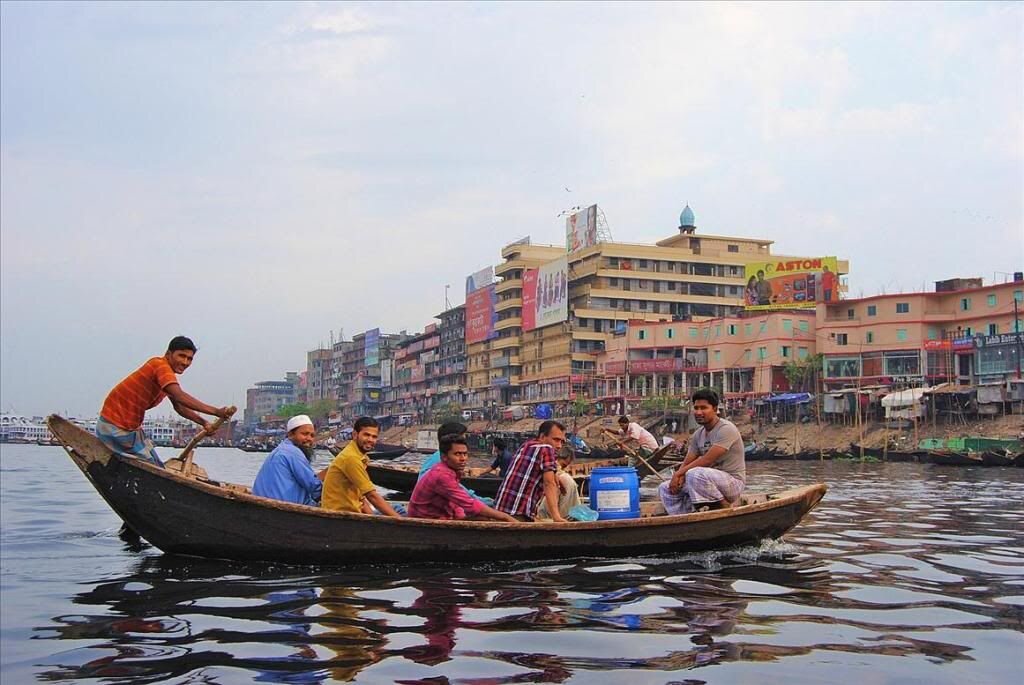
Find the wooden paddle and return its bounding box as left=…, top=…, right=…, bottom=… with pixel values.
left=176, top=406, right=237, bottom=477
left=627, top=445, right=668, bottom=482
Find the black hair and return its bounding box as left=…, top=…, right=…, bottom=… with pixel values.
left=617, top=415, right=630, bottom=424
left=437, top=421, right=467, bottom=441
left=353, top=416, right=378, bottom=431
left=492, top=437, right=507, bottom=450
left=691, top=388, right=720, bottom=407
left=538, top=419, right=566, bottom=437
left=439, top=433, right=469, bottom=455
left=167, top=336, right=197, bottom=353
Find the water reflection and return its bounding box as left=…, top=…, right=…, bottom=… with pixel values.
left=19, top=458, right=1024, bottom=684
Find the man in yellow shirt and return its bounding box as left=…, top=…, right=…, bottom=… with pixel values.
left=322, top=417, right=401, bottom=517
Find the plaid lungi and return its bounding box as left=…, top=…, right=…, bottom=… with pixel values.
left=658, top=467, right=744, bottom=515
left=96, top=417, right=164, bottom=467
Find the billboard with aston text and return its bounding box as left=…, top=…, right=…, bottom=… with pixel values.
left=744, top=256, right=839, bottom=311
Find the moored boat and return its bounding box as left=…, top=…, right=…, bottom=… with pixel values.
left=47, top=415, right=827, bottom=564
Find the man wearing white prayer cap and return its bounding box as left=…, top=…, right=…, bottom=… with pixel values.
left=252, top=414, right=323, bottom=505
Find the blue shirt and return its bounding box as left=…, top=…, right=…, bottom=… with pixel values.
left=252, top=438, right=322, bottom=506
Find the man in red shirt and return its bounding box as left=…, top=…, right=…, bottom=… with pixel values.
left=409, top=434, right=516, bottom=521
left=96, top=336, right=233, bottom=466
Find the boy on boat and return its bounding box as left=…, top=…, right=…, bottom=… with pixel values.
left=321, top=417, right=402, bottom=517
left=494, top=420, right=571, bottom=522
left=658, top=388, right=745, bottom=514
left=252, top=414, right=323, bottom=506
left=408, top=434, right=516, bottom=522
left=417, top=421, right=489, bottom=504
left=96, top=336, right=233, bottom=466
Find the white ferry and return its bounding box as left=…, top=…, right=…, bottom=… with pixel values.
left=0, top=414, right=53, bottom=444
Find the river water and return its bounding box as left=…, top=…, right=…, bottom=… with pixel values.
left=1, top=444, right=1022, bottom=684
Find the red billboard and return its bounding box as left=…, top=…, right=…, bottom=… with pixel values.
left=629, top=358, right=683, bottom=373
left=465, top=284, right=497, bottom=345
left=522, top=269, right=538, bottom=331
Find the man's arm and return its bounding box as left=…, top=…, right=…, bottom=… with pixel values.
left=364, top=489, right=401, bottom=518
left=668, top=445, right=728, bottom=494
left=165, top=384, right=232, bottom=427
left=541, top=470, right=567, bottom=522
left=287, top=451, right=323, bottom=502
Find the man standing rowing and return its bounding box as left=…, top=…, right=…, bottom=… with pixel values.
left=96, top=336, right=233, bottom=466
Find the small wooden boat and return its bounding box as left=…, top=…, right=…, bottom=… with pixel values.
left=925, top=449, right=984, bottom=466
left=369, top=443, right=409, bottom=460
left=47, top=415, right=827, bottom=565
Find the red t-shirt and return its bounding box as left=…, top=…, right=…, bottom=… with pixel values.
left=100, top=357, right=178, bottom=430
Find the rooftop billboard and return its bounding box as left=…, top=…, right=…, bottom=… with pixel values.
left=744, top=256, right=839, bottom=311
left=465, top=283, right=498, bottom=344
left=566, top=205, right=597, bottom=253
left=523, top=256, right=568, bottom=331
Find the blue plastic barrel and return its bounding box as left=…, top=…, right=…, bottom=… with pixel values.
left=589, top=466, right=640, bottom=520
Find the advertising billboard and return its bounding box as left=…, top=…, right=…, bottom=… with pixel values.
left=364, top=328, right=380, bottom=367
left=523, top=257, right=568, bottom=331
left=566, top=204, right=598, bottom=253
left=465, top=266, right=494, bottom=296
left=743, top=256, right=839, bottom=311
left=465, top=283, right=498, bottom=344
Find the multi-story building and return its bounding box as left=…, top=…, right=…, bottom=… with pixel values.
left=432, top=304, right=467, bottom=407
left=514, top=205, right=846, bottom=407
left=595, top=311, right=818, bottom=407
left=465, top=242, right=565, bottom=409
left=388, top=324, right=441, bottom=419
left=305, top=348, right=333, bottom=404
left=333, top=330, right=409, bottom=419
left=243, top=372, right=300, bottom=428
left=818, top=277, right=1024, bottom=389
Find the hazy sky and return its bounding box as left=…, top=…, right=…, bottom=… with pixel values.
left=2, top=1, right=1022, bottom=418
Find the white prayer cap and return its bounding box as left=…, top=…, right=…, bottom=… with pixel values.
left=286, top=415, right=314, bottom=432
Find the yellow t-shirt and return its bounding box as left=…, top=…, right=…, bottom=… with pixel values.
left=321, top=441, right=375, bottom=512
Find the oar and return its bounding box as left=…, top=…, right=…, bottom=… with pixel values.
left=626, top=446, right=667, bottom=482
left=178, top=406, right=237, bottom=477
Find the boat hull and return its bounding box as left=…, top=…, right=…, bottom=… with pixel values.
left=48, top=415, right=827, bottom=565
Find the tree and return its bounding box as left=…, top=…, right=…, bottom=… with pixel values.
left=308, top=399, right=336, bottom=422
left=783, top=353, right=824, bottom=393
left=276, top=403, right=310, bottom=419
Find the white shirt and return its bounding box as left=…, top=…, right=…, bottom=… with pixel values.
left=625, top=422, right=659, bottom=451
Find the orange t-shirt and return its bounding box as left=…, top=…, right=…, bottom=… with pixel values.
left=100, top=357, right=179, bottom=430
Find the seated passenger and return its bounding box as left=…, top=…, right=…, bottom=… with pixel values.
left=480, top=436, right=514, bottom=481
left=408, top=434, right=516, bottom=522
left=658, top=388, right=746, bottom=514
left=252, top=414, right=323, bottom=506
left=418, top=421, right=489, bottom=503
left=321, top=417, right=401, bottom=517
left=494, top=420, right=571, bottom=522
left=535, top=448, right=581, bottom=521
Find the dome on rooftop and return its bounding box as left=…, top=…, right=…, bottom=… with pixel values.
left=679, top=204, right=695, bottom=228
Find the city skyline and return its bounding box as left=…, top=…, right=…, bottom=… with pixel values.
left=2, top=2, right=1021, bottom=417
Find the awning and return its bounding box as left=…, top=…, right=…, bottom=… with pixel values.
left=924, top=383, right=975, bottom=395
left=881, top=388, right=931, bottom=407
left=765, top=392, right=813, bottom=404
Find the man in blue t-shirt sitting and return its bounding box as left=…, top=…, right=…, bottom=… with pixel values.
left=252, top=415, right=323, bottom=506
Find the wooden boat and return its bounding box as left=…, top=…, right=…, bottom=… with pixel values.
left=47, top=415, right=827, bottom=565
left=925, top=449, right=984, bottom=466
left=369, top=443, right=409, bottom=460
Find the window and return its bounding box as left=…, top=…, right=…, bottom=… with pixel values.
left=744, top=323, right=752, bottom=336
left=639, top=300, right=647, bottom=310
left=988, top=323, right=998, bottom=335
left=896, top=302, right=909, bottom=314
left=799, top=320, right=809, bottom=332
left=896, top=329, right=907, bottom=341
left=961, top=297, right=971, bottom=311
left=884, top=351, right=920, bottom=376
left=666, top=328, right=674, bottom=339
left=834, top=333, right=848, bottom=345
left=727, top=244, right=739, bottom=253
left=987, top=294, right=997, bottom=307
left=758, top=347, right=768, bottom=360
left=826, top=357, right=860, bottom=378
left=782, top=319, right=792, bottom=332
left=609, top=277, right=619, bottom=286
left=847, top=308, right=856, bottom=320
left=963, top=326, right=973, bottom=336
left=745, top=349, right=752, bottom=361
left=927, top=327, right=938, bottom=340
left=867, top=305, right=877, bottom=316
left=714, top=350, right=721, bottom=361
left=759, top=321, right=767, bottom=333
left=798, top=346, right=809, bottom=360
left=638, top=330, right=647, bottom=340
left=608, top=257, right=618, bottom=268
left=638, top=259, right=648, bottom=269
left=689, top=327, right=698, bottom=338
left=1016, top=290, right=1023, bottom=303
left=728, top=324, right=737, bottom=335
left=715, top=325, right=722, bottom=337
left=781, top=346, right=791, bottom=358
left=866, top=332, right=874, bottom=343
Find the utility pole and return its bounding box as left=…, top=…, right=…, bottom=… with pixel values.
left=1015, top=297, right=1022, bottom=379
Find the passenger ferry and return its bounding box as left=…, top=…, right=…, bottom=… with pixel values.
left=0, top=414, right=54, bottom=444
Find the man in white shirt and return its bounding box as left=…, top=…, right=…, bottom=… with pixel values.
left=603, top=415, right=659, bottom=468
